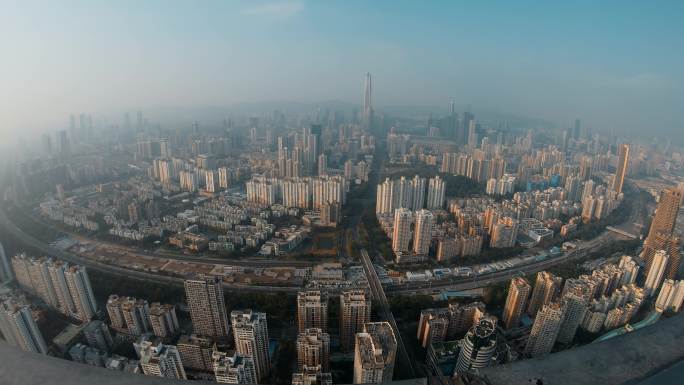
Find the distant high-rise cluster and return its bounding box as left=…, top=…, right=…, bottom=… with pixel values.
left=106, top=294, right=179, bottom=338
left=376, top=175, right=445, bottom=214
left=246, top=175, right=347, bottom=210
left=11, top=254, right=97, bottom=322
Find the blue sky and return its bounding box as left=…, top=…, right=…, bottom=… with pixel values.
left=0, top=0, right=682, bottom=138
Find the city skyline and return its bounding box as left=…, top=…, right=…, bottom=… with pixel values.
left=1, top=1, right=684, bottom=145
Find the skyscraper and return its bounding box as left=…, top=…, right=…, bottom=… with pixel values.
left=296, top=328, right=330, bottom=371
left=362, top=72, right=373, bottom=129
left=339, top=290, right=371, bottom=351
left=82, top=320, right=114, bottom=353
left=643, top=188, right=682, bottom=276
left=0, top=242, right=13, bottom=282
left=524, top=303, right=563, bottom=357
left=213, top=351, right=257, bottom=385
left=644, top=250, right=669, bottom=297
left=413, top=209, right=433, bottom=256
left=454, top=316, right=498, bottom=374
left=426, top=176, right=446, bottom=210
left=612, top=144, right=629, bottom=194
left=139, top=340, right=187, bottom=379
left=556, top=287, right=589, bottom=344
left=392, top=208, right=413, bottom=254
left=655, top=279, right=684, bottom=312
left=231, top=310, right=271, bottom=382
left=149, top=303, right=179, bottom=338
left=417, top=308, right=449, bottom=348
left=353, top=322, right=397, bottom=384
left=297, top=291, right=328, bottom=333
left=0, top=300, right=48, bottom=354
left=527, top=271, right=562, bottom=317
left=184, top=277, right=229, bottom=337
left=502, top=277, right=531, bottom=329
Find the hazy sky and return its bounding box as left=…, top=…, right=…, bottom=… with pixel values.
left=1, top=0, right=683, bottom=139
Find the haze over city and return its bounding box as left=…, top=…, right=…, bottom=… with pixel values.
left=1, top=0, right=683, bottom=143
left=1, top=2, right=684, bottom=385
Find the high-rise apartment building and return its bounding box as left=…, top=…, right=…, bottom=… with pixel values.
left=392, top=208, right=413, bottom=253
left=454, top=316, right=498, bottom=374
left=11, top=255, right=97, bottom=323
left=339, top=290, right=371, bottom=351
left=489, top=217, right=519, bottom=248
left=655, top=279, right=684, bottom=312
left=524, top=303, right=563, bottom=357
left=139, top=340, right=187, bottom=379
left=176, top=334, right=215, bottom=372
left=184, top=277, right=229, bottom=337
left=413, top=209, right=433, bottom=255
left=527, top=271, right=562, bottom=317
left=618, top=255, right=640, bottom=286
left=296, top=328, right=330, bottom=371
left=446, top=302, right=486, bottom=338
left=353, top=322, right=397, bottom=384
left=292, top=365, right=333, bottom=385
left=556, top=287, right=589, bottom=344
left=612, top=144, right=629, bottom=194
left=0, top=242, right=13, bottom=282
left=411, top=175, right=426, bottom=209
left=149, top=303, right=179, bottom=338
left=503, top=277, right=531, bottom=329
left=213, top=351, right=257, bottom=385
left=0, top=300, right=48, bottom=354
left=417, top=308, right=449, bottom=348
left=426, top=176, right=446, bottom=209
left=297, top=291, right=328, bottom=333
left=644, top=250, right=669, bottom=297
left=231, top=310, right=270, bottom=382
left=82, top=320, right=114, bottom=353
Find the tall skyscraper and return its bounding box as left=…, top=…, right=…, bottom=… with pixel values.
left=231, top=310, right=271, bottom=382
left=527, top=271, right=562, bottom=317
left=426, top=176, right=446, bottom=209
left=413, top=209, right=433, bottom=255
left=353, top=322, right=397, bottom=384
left=184, top=277, right=229, bottom=337
left=213, top=351, right=257, bottom=385
left=502, top=277, right=531, bottom=329
left=0, top=242, right=13, bottom=282
left=417, top=308, right=449, bottom=348
left=339, top=290, right=371, bottom=351
left=524, top=303, right=563, bottom=357
left=296, top=328, right=330, bottom=371
left=644, top=250, right=669, bottom=297
left=176, top=334, right=215, bottom=372
left=612, top=144, right=629, bottom=194
left=0, top=300, right=48, bottom=354
left=139, top=340, right=187, bottom=379
left=556, top=287, right=589, bottom=344
left=392, top=208, right=413, bottom=253
left=297, top=291, right=328, bottom=333
left=362, top=72, right=373, bottom=129
left=643, top=188, right=682, bottom=276
left=454, top=316, right=498, bottom=374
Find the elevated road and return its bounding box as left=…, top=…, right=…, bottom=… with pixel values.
left=360, top=248, right=416, bottom=379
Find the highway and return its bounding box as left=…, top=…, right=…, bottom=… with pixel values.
left=359, top=248, right=416, bottom=379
